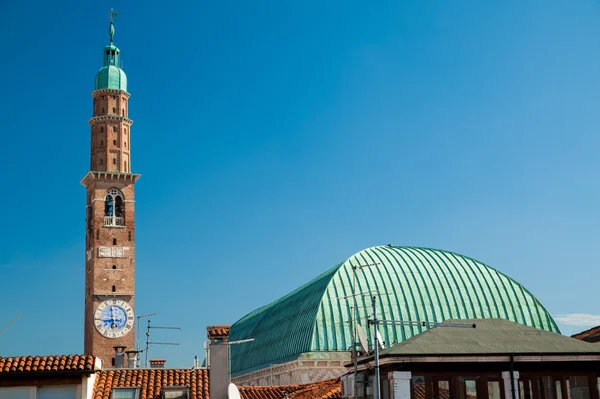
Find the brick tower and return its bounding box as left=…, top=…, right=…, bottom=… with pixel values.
left=82, top=12, right=139, bottom=367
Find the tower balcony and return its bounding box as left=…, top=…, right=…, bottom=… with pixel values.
left=104, top=216, right=125, bottom=227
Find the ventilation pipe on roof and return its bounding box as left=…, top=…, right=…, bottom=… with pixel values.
left=125, top=350, right=140, bottom=369
left=150, top=359, right=166, bottom=369
left=207, top=325, right=231, bottom=399
left=114, top=345, right=126, bottom=368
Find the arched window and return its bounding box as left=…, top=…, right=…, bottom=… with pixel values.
left=112, top=285, right=116, bottom=292
left=104, top=188, right=125, bottom=226
left=124, top=161, right=127, bottom=172
left=101, top=127, right=104, bottom=132
left=112, top=238, right=117, bottom=245
left=113, top=140, right=117, bottom=145
left=112, top=265, right=117, bottom=269
left=113, top=158, right=116, bottom=165
left=113, top=107, right=116, bottom=113
left=113, top=126, right=117, bottom=132
left=124, top=142, right=127, bottom=148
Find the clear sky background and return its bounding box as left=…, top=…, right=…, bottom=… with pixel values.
left=0, top=0, right=599, bottom=367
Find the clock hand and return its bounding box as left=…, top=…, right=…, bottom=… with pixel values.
left=111, top=307, right=117, bottom=329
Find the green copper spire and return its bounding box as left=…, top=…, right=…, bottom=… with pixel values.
left=95, top=9, right=127, bottom=91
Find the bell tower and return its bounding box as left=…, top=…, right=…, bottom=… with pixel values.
left=82, top=11, right=139, bottom=367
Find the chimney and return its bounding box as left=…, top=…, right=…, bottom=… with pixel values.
left=150, top=359, right=167, bottom=369
left=125, top=350, right=140, bottom=369
left=207, top=325, right=231, bottom=399
left=114, top=345, right=126, bottom=368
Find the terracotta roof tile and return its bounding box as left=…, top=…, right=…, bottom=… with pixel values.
left=93, top=369, right=209, bottom=399
left=239, top=379, right=341, bottom=399
left=289, top=379, right=341, bottom=399
left=572, top=325, right=600, bottom=343
left=207, top=326, right=231, bottom=340
left=0, top=355, right=98, bottom=374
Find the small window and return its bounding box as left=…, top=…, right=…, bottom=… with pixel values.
left=113, top=107, right=116, bottom=113
left=122, top=109, right=125, bottom=116
left=124, top=161, right=128, bottom=171
left=112, top=285, right=116, bottom=292
left=100, top=140, right=104, bottom=146
left=112, top=265, right=117, bottom=269
left=162, top=387, right=190, bottom=399
left=113, top=126, right=117, bottom=132
left=101, top=127, right=104, bottom=132
left=100, top=159, right=104, bottom=165
left=112, top=357, right=116, bottom=367
left=124, top=142, right=127, bottom=148
left=124, top=128, right=127, bottom=135
left=113, top=158, right=116, bottom=165
left=96, top=230, right=99, bottom=240
left=112, top=388, right=139, bottom=399
left=128, top=231, right=132, bottom=241
left=113, top=238, right=117, bottom=245
left=113, top=140, right=117, bottom=145
left=101, top=108, right=105, bottom=113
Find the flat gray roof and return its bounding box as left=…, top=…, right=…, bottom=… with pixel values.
left=373, top=318, right=600, bottom=358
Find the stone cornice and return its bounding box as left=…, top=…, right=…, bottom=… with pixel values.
left=88, top=115, right=134, bottom=126
left=91, top=88, right=131, bottom=99
left=80, top=171, right=141, bottom=187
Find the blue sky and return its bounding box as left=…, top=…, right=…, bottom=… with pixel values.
left=1, top=0, right=599, bottom=366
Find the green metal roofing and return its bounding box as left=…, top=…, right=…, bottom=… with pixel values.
left=94, top=23, right=127, bottom=91
left=95, top=65, right=127, bottom=91
left=229, top=246, right=560, bottom=376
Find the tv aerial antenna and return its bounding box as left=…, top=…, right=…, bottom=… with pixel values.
left=144, top=318, right=181, bottom=368
left=226, top=337, right=255, bottom=379
left=0, top=313, right=21, bottom=336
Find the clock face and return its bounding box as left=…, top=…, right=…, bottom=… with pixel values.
left=94, top=299, right=134, bottom=338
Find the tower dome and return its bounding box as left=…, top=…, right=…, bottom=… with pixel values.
left=229, top=245, right=559, bottom=376
left=94, top=21, right=127, bottom=91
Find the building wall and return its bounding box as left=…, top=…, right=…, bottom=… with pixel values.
left=232, top=352, right=350, bottom=386
left=83, top=176, right=137, bottom=365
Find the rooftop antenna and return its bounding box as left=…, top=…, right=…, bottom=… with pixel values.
left=370, top=295, right=382, bottom=399
left=336, top=261, right=380, bottom=398
left=0, top=313, right=21, bottom=336
left=144, top=319, right=181, bottom=368
left=136, top=313, right=156, bottom=367
left=227, top=338, right=255, bottom=380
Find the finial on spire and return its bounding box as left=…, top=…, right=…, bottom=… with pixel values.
left=109, top=8, right=119, bottom=42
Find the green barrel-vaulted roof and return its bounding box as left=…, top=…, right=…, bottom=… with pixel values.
left=229, top=245, right=559, bottom=376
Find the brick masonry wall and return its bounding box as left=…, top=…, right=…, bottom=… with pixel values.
left=84, top=177, right=137, bottom=367
left=90, top=90, right=132, bottom=173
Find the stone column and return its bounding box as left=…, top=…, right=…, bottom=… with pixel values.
left=388, top=371, right=411, bottom=399
left=502, top=371, right=520, bottom=399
